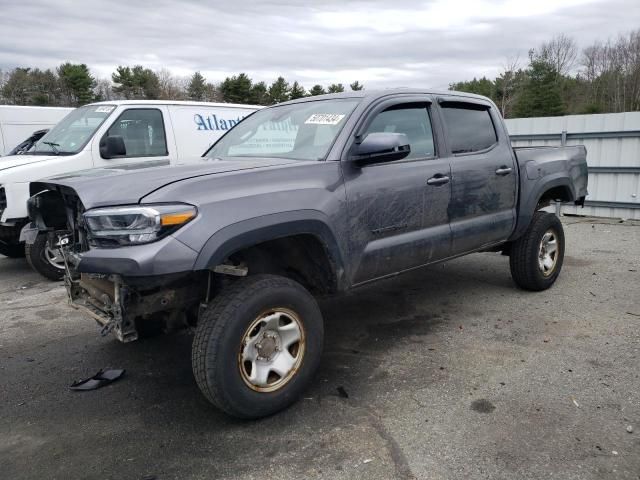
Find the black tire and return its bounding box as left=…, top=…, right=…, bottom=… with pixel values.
left=25, top=233, right=65, bottom=281
left=509, top=211, right=565, bottom=291
left=192, top=274, right=324, bottom=419
left=0, top=241, right=25, bottom=258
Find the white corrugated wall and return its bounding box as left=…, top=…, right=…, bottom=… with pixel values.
left=505, top=112, right=640, bottom=220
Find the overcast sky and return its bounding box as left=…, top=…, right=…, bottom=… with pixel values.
left=1, top=0, right=638, bottom=90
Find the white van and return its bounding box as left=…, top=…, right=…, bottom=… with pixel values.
left=0, top=100, right=259, bottom=278
left=0, top=105, right=74, bottom=155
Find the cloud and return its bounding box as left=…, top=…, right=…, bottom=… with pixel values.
left=0, top=0, right=638, bottom=90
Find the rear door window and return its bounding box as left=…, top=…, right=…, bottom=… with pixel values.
left=440, top=103, right=497, bottom=154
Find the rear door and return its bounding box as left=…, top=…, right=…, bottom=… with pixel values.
left=436, top=99, right=517, bottom=254
left=92, top=106, right=175, bottom=168
left=342, top=97, right=452, bottom=284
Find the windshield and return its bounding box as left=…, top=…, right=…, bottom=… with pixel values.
left=30, top=104, right=115, bottom=155
left=205, top=98, right=360, bottom=161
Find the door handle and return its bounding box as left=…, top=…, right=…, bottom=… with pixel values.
left=495, top=166, right=513, bottom=176
left=427, top=174, right=450, bottom=186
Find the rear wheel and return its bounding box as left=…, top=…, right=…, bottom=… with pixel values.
left=192, top=274, right=324, bottom=419
left=509, top=211, right=565, bottom=291
left=26, top=233, right=65, bottom=281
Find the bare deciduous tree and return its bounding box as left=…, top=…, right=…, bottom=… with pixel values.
left=539, top=33, right=578, bottom=76
left=156, top=68, right=188, bottom=100
left=581, top=29, right=640, bottom=112
left=494, top=55, right=522, bottom=118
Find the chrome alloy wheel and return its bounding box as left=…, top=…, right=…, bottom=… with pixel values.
left=44, top=241, right=66, bottom=270
left=239, top=308, right=305, bottom=392
left=538, top=229, right=559, bottom=277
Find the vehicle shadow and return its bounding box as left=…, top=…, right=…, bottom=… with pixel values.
left=5, top=253, right=516, bottom=479
left=100, top=253, right=514, bottom=414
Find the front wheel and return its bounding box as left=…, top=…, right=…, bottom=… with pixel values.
left=192, top=274, right=324, bottom=419
left=25, top=233, right=65, bottom=281
left=509, top=211, right=565, bottom=291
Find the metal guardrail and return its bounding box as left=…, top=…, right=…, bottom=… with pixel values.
left=510, top=129, right=640, bottom=212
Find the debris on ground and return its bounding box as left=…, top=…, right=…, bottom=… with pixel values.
left=572, top=398, right=580, bottom=408
left=627, top=425, right=633, bottom=433
left=69, top=369, right=125, bottom=391
left=363, top=458, right=373, bottom=464
left=470, top=399, right=496, bottom=413
left=336, top=386, right=349, bottom=399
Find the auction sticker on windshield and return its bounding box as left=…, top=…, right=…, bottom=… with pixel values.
left=305, top=114, right=345, bottom=125
left=95, top=106, right=115, bottom=113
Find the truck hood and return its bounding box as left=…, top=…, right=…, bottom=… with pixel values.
left=0, top=154, right=60, bottom=171
left=33, top=158, right=298, bottom=209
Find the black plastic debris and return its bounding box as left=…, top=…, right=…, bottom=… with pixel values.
left=337, top=386, right=349, bottom=399
left=69, top=369, right=125, bottom=391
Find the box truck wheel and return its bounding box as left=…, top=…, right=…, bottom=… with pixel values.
left=26, top=233, right=65, bottom=281
left=192, top=274, right=324, bottom=419
left=0, top=241, right=25, bottom=258
left=509, top=212, right=565, bottom=291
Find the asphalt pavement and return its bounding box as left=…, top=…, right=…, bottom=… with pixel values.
left=1, top=217, right=639, bottom=480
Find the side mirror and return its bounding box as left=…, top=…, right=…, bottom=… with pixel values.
left=350, top=132, right=411, bottom=166
left=100, top=135, right=126, bottom=159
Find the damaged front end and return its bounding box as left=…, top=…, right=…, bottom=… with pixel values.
left=28, top=186, right=205, bottom=342
left=66, top=270, right=204, bottom=342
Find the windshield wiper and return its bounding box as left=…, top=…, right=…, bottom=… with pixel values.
left=42, top=141, right=61, bottom=154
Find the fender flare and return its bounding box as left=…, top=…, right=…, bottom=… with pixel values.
left=193, top=209, right=347, bottom=286
left=510, top=175, right=576, bottom=241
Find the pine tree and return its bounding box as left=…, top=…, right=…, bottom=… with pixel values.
left=187, top=71, right=207, bottom=101
left=219, top=73, right=253, bottom=104
left=309, top=85, right=326, bottom=96
left=513, top=59, right=565, bottom=117
left=327, top=83, right=345, bottom=93
left=267, top=76, right=290, bottom=104
left=449, top=77, right=495, bottom=98
left=57, top=63, right=95, bottom=106
left=112, top=65, right=160, bottom=100
left=350, top=81, right=364, bottom=91
left=289, top=81, right=306, bottom=99
left=249, top=81, right=269, bottom=105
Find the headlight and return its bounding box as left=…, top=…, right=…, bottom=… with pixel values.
left=84, top=204, right=196, bottom=246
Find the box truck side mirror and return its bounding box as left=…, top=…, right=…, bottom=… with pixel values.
left=100, top=135, right=127, bottom=159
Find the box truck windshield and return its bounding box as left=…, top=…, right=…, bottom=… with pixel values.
left=30, top=105, right=115, bottom=155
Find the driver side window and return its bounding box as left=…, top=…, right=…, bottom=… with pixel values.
left=364, top=104, right=435, bottom=159
left=105, top=109, right=168, bottom=158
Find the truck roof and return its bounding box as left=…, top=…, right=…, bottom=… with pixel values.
left=278, top=88, right=492, bottom=105
left=87, top=100, right=262, bottom=109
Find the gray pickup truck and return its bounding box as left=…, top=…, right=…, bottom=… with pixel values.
left=27, top=89, right=587, bottom=418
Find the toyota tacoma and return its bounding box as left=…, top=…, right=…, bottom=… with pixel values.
left=26, top=89, right=588, bottom=418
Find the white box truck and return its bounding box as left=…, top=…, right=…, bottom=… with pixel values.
left=0, top=100, right=259, bottom=278
left=0, top=105, right=74, bottom=156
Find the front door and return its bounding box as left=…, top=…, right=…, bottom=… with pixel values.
left=93, top=107, right=173, bottom=169
left=342, top=100, right=452, bottom=284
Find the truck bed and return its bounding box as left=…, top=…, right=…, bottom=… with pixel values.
left=509, top=145, right=587, bottom=241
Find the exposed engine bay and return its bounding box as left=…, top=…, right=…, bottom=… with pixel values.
left=28, top=186, right=206, bottom=342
